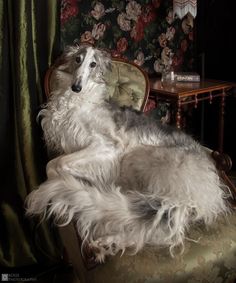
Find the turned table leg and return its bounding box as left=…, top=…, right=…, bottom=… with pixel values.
left=175, top=99, right=182, bottom=129
left=218, top=90, right=226, bottom=153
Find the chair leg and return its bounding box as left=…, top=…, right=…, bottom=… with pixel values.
left=211, top=151, right=236, bottom=206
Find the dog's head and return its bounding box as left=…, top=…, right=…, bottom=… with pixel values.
left=58, top=44, right=112, bottom=93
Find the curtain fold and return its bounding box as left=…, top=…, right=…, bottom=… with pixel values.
left=0, top=0, right=62, bottom=267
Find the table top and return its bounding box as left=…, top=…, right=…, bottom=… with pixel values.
left=149, top=78, right=235, bottom=99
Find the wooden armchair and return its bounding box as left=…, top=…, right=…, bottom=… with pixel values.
left=44, top=54, right=236, bottom=283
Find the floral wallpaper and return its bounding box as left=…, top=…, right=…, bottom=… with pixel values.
left=60, top=0, right=195, bottom=75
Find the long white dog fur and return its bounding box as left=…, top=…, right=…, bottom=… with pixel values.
left=26, top=44, right=230, bottom=262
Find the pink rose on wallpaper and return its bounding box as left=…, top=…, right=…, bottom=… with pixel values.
left=166, top=9, right=174, bottom=25
left=134, top=51, right=145, bottom=66
left=91, top=2, right=105, bottom=20
left=61, top=0, right=79, bottom=25
left=158, top=33, right=167, bottom=48
left=80, top=31, right=95, bottom=45
left=117, top=13, right=131, bottom=31
left=126, top=0, right=142, bottom=21
left=166, top=26, right=175, bottom=41
left=161, top=46, right=173, bottom=66
left=182, top=14, right=193, bottom=34
left=92, top=23, right=106, bottom=40
left=116, top=37, right=128, bottom=53
left=130, top=17, right=145, bottom=42
left=154, top=59, right=164, bottom=73
left=142, top=4, right=157, bottom=25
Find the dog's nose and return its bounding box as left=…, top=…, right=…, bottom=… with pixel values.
left=71, top=83, right=82, bottom=93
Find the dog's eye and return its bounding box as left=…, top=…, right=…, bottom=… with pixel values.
left=76, top=56, right=81, bottom=64
left=90, top=62, right=96, bottom=68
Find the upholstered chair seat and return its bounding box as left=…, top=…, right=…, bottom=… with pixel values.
left=59, top=212, right=236, bottom=283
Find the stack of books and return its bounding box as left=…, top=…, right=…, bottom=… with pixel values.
left=175, top=72, right=200, bottom=82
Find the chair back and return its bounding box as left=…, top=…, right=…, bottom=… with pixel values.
left=44, top=56, right=150, bottom=112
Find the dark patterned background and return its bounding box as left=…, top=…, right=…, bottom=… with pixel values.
left=60, top=0, right=195, bottom=75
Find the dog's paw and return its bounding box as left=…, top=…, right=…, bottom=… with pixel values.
left=89, top=238, right=119, bottom=263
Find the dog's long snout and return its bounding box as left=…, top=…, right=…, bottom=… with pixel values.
left=71, top=79, right=82, bottom=93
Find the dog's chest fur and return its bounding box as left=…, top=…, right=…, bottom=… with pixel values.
left=40, top=90, right=126, bottom=154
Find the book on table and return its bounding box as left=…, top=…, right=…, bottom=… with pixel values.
left=175, top=72, right=200, bottom=82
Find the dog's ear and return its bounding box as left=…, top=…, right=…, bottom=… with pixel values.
left=99, top=49, right=112, bottom=72
left=73, top=38, right=95, bottom=49
left=73, top=38, right=80, bottom=47
left=104, top=55, right=112, bottom=72
left=106, top=60, right=112, bottom=72
left=63, top=45, right=79, bottom=58
left=53, top=46, right=79, bottom=72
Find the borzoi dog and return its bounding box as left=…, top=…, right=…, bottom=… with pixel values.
left=26, top=44, right=230, bottom=262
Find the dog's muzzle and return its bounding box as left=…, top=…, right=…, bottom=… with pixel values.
left=71, top=79, right=82, bottom=93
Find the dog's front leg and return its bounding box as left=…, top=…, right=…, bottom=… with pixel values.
left=47, top=145, right=121, bottom=185
left=46, top=155, right=65, bottom=179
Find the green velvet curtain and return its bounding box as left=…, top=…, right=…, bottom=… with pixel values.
left=0, top=0, right=62, bottom=268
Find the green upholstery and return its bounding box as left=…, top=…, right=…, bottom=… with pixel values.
left=59, top=212, right=236, bottom=283
left=105, top=59, right=149, bottom=111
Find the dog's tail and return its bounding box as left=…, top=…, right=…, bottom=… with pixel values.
left=25, top=176, right=178, bottom=255
left=25, top=167, right=230, bottom=261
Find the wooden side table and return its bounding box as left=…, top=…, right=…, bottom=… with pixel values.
left=149, top=78, right=235, bottom=153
